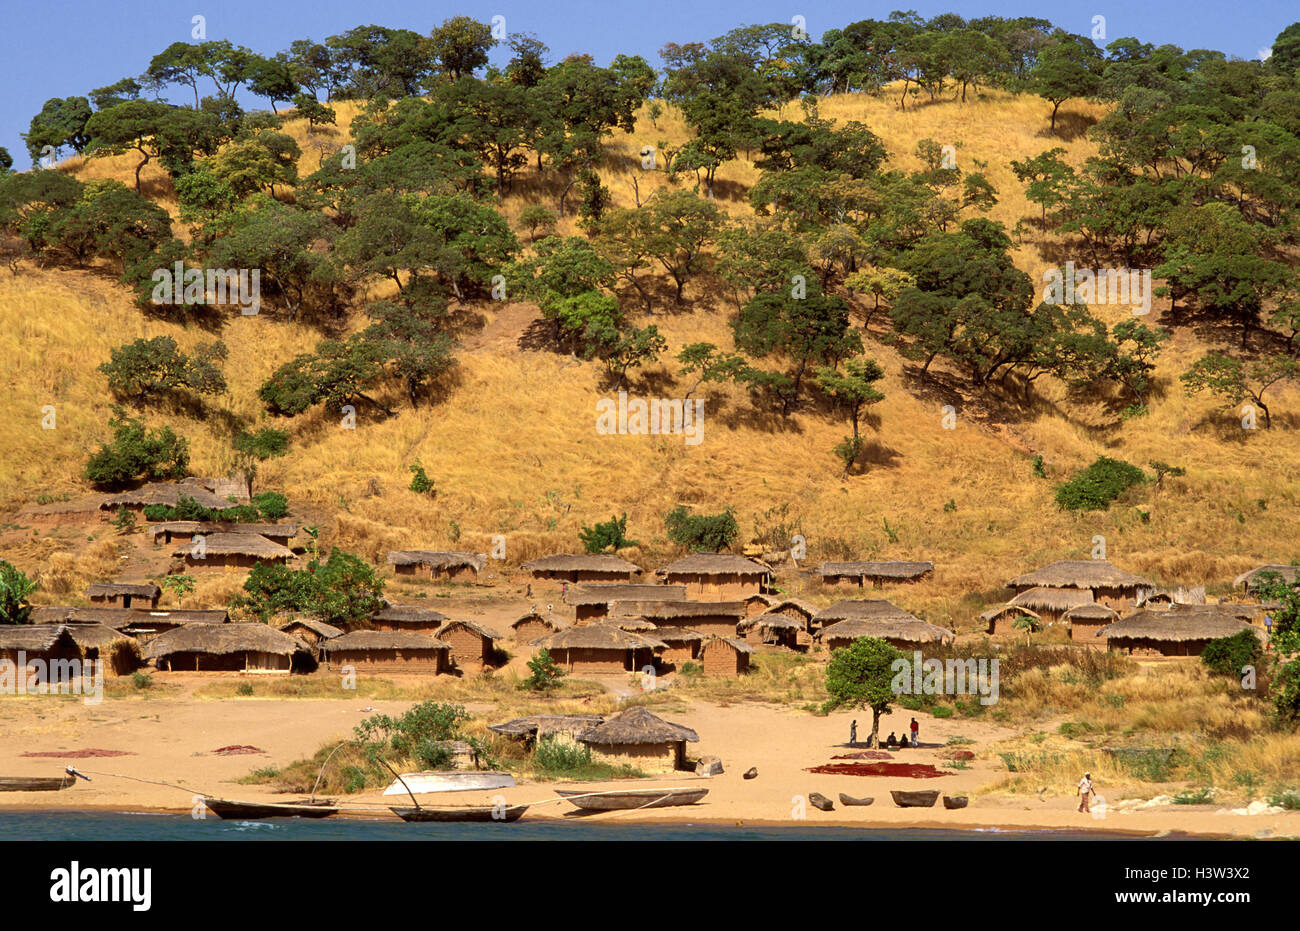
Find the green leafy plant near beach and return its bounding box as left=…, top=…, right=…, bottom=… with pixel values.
left=529, top=735, right=646, bottom=781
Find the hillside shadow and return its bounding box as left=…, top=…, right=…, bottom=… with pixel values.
left=1039, top=110, right=1098, bottom=142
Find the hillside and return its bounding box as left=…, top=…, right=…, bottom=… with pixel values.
left=2, top=88, right=1296, bottom=627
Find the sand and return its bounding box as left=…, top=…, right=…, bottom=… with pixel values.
left=2, top=680, right=1297, bottom=838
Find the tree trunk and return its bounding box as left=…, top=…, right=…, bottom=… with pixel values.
left=871, top=706, right=882, bottom=748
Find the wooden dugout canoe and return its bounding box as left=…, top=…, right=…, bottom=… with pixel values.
left=890, top=789, right=940, bottom=808
left=390, top=804, right=529, bottom=823
left=202, top=798, right=338, bottom=819
left=942, top=795, right=970, bottom=809
left=838, top=793, right=874, bottom=807
left=556, top=787, right=708, bottom=810
left=0, top=775, right=74, bottom=792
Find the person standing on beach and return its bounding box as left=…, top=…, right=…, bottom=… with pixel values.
left=909, top=717, right=919, bottom=747
left=850, top=719, right=858, bottom=745
left=1077, top=772, right=1094, bottom=813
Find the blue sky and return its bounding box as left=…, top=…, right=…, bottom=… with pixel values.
left=1, top=0, right=1296, bottom=168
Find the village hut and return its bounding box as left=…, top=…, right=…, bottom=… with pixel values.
left=0, top=626, right=85, bottom=684
left=742, top=592, right=777, bottom=617
left=489, top=714, right=605, bottom=749
left=657, top=553, right=772, bottom=601
left=815, top=605, right=955, bottom=650
left=564, top=583, right=687, bottom=622
left=737, top=611, right=804, bottom=649
left=699, top=636, right=753, bottom=676
left=646, top=626, right=706, bottom=666
left=321, top=630, right=451, bottom=674
left=1006, top=587, right=1095, bottom=624
left=530, top=626, right=664, bottom=674
left=1006, top=560, right=1153, bottom=612
left=816, top=560, right=935, bottom=588
left=151, top=522, right=298, bottom=546
left=601, top=615, right=658, bottom=632
left=85, top=582, right=160, bottom=609
left=385, top=551, right=486, bottom=582
left=435, top=620, right=503, bottom=669
left=174, top=532, right=294, bottom=570
left=100, top=481, right=233, bottom=514
left=575, top=707, right=699, bottom=774
left=521, top=554, right=642, bottom=585
left=144, top=623, right=305, bottom=673
left=510, top=610, right=569, bottom=641
left=31, top=606, right=229, bottom=643
left=276, top=617, right=343, bottom=649
left=1097, top=606, right=1267, bottom=657
left=609, top=600, right=747, bottom=638
left=980, top=604, right=1041, bottom=637
left=60, top=622, right=136, bottom=675
left=1062, top=603, right=1120, bottom=647
left=1233, top=565, right=1299, bottom=599
left=810, top=599, right=918, bottom=635
left=369, top=604, right=449, bottom=633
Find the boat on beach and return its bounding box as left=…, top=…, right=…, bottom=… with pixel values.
left=556, top=787, right=708, bottom=811
left=202, top=798, right=339, bottom=819
left=0, top=775, right=74, bottom=792
left=838, top=793, right=874, bottom=806
left=890, top=789, right=940, bottom=808
left=381, top=771, right=516, bottom=796
left=943, top=795, right=969, bottom=809
left=390, top=804, right=529, bottom=823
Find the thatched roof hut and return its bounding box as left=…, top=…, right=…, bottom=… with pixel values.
left=601, top=615, right=658, bottom=632
left=0, top=624, right=81, bottom=654
left=646, top=625, right=706, bottom=663
left=151, top=521, right=298, bottom=545
left=742, top=592, right=777, bottom=616
left=488, top=714, right=605, bottom=745
left=510, top=610, right=569, bottom=639
left=60, top=622, right=135, bottom=652
left=436, top=620, right=503, bottom=668
left=738, top=610, right=804, bottom=649
left=85, top=582, right=161, bottom=608
left=386, top=551, right=486, bottom=580
left=370, top=604, right=449, bottom=631
left=276, top=617, right=343, bottom=645
left=321, top=630, right=452, bottom=674
left=1006, top=561, right=1152, bottom=611
left=766, top=598, right=819, bottom=623
left=32, top=606, right=229, bottom=641
left=174, top=532, right=295, bottom=567
left=980, top=604, right=1040, bottom=636
left=608, top=600, right=746, bottom=638
left=1062, top=603, right=1120, bottom=647
left=1097, top=607, right=1266, bottom=657
left=577, top=706, right=698, bottom=745
left=816, top=616, right=955, bottom=650
left=816, top=560, right=935, bottom=587
left=812, top=599, right=918, bottom=627
left=657, top=554, right=772, bottom=600
left=100, top=482, right=233, bottom=511
left=144, top=623, right=305, bottom=672
left=564, top=583, right=687, bottom=620
left=1233, top=564, right=1299, bottom=592
left=1007, top=586, right=1095, bottom=618
left=521, top=554, right=642, bottom=583
left=699, top=636, right=754, bottom=675
left=530, top=625, right=665, bottom=674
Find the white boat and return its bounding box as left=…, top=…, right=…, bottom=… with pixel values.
left=382, top=771, right=516, bottom=796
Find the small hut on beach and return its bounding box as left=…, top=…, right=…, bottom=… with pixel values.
left=657, top=553, right=771, bottom=601
left=321, top=630, right=451, bottom=674
left=521, top=554, right=642, bottom=585
left=435, top=620, right=502, bottom=669
left=530, top=626, right=664, bottom=674
left=575, top=707, right=699, bottom=774
left=1006, top=560, right=1153, bottom=613
left=174, top=533, right=295, bottom=570
left=816, top=560, right=935, bottom=588
left=609, top=600, right=747, bottom=638
left=565, top=583, right=687, bottom=622
left=144, top=623, right=304, bottom=673
left=1097, top=606, right=1266, bottom=657
left=85, top=582, right=160, bottom=609
left=369, top=604, right=449, bottom=633
left=738, top=611, right=804, bottom=649
left=510, top=610, right=569, bottom=641
left=1063, top=603, right=1120, bottom=646
left=699, top=636, right=753, bottom=676
left=386, top=551, right=486, bottom=581
left=488, top=714, right=606, bottom=748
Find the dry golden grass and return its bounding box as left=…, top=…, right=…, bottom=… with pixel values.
left=2, top=89, right=1298, bottom=625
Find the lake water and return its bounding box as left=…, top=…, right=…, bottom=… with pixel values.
left=0, top=811, right=1161, bottom=841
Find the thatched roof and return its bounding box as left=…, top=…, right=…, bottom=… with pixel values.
left=609, top=600, right=747, bottom=620
left=600, top=615, right=658, bottom=632
left=122, top=608, right=230, bottom=626
left=143, top=623, right=304, bottom=661
left=817, top=616, right=955, bottom=645
left=385, top=551, right=487, bottom=571
left=531, top=626, right=666, bottom=651
left=0, top=625, right=80, bottom=652
left=510, top=611, right=569, bottom=631
left=738, top=611, right=805, bottom=632
left=744, top=593, right=777, bottom=607
left=151, top=521, right=298, bottom=540
left=646, top=626, right=705, bottom=643
left=324, top=630, right=450, bottom=652
left=62, top=623, right=135, bottom=650
left=31, top=606, right=229, bottom=627
left=277, top=617, right=343, bottom=639
left=564, top=583, right=687, bottom=606
left=521, top=554, right=641, bottom=574
left=813, top=599, right=919, bottom=624
left=488, top=714, right=605, bottom=737
left=577, top=707, right=698, bottom=745
left=1233, top=564, right=1299, bottom=590
left=979, top=604, right=1041, bottom=623
left=701, top=636, right=754, bottom=654
left=174, top=532, right=294, bottom=559
left=1063, top=603, right=1120, bottom=622
left=85, top=582, right=160, bottom=600
left=371, top=604, right=449, bottom=624
left=1008, top=587, right=1095, bottom=612
left=766, top=598, right=819, bottom=622
left=817, top=560, right=935, bottom=581
left=1006, top=560, right=1153, bottom=591
left=437, top=619, right=502, bottom=640
left=659, top=553, right=772, bottom=577
left=1097, top=608, right=1266, bottom=642
left=100, top=482, right=233, bottom=511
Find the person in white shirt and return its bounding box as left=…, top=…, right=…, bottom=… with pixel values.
left=1077, top=772, right=1094, bottom=813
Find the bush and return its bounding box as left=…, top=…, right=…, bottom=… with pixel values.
left=130, top=671, right=153, bottom=690
left=251, top=491, right=289, bottom=520
left=1053, top=456, right=1147, bottom=512
left=519, top=649, right=566, bottom=691
left=235, top=682, right=254, bottom=696
left=83, top=410, right=189, bottom=487
left=578, top=513, right=639, bottom=554
left=664, top=505, right=739, bottom=552
left=1201, top=630, right=1263, bottom=678
left=533, top=736, right=592, bottom=773
left=232, top=548, right=383, bottom=627
left=0, top=559, right=36, bottom=624
left=408, top=461, right=435, bottom=495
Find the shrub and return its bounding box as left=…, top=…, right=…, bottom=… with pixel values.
left=251, top=491, right=289, bottom=520
left=664, top=505, right=739, bottom=551
left=130, top=671, right=153, bottom=690
left=1053, top=456, right=1147, bottom=511
left=519, top=649, right=566, bottom=691
left=533, top=736, right=592, bottom=773
left=0, top=560, right=36, bottom=624
left=235, top=682, right=254, bottom=696
left=83, top=410, right=189, bottom=487
left=578, top=513, right=639, bottom=554
left=1200, top=630, right=1263, bottom=678
left=408, top=461, right=435, bottom=495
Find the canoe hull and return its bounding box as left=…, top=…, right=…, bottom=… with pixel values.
left=382, top=771, right=516, bottom=796
left=890, top=789, right=940, bottom=808
left=203, top=798, right=338, bottom=820
left=838, top=793, right=874, bottom=807
left=0, top=776, right=73, bottom=792
left=556, top=788, right=708, bottom=810
left=942, top=796, right=969, bottom=809
left=390, top=805, right=528, bottom=823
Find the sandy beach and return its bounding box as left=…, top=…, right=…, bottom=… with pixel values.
left=3, top=681, right=1296, bottom=838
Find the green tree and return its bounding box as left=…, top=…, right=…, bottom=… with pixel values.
left=578, top=513, right=639, bottom=554
left=520, top=648, right=566, bottom=691
left=23, top=96, right=93, bottom=162
left=159, top=574, right=196, bottom=608
left=428, top=16, right=496, bottom=81
left=816, top=356, right=886, bottom=476
left=83, top=410, right=189, bottom=487
left=1181, top=352, right=1300, bottom=429
left=664, top=506, right=739, bottom=552
left=676, top=342, right=747, bottom=398
left=99, top=337, right=227, bottom=404
left=823, top=636, right=905, bottom=748
left=0, top=560, right=36, bottom=624
left=1032, top=34, right=1103, bottom=132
